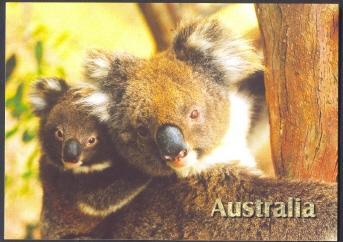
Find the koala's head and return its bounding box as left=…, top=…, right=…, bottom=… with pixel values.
left=82, top=19, right=263, bottom=177
left=29, top=78, right=113, bottom=174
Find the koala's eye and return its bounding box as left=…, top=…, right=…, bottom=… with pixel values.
left=190, top=109, right=199, bottom=119
left=55, top=128, right=64, bottom=140
left=137, top=125, right=149, bottom=137
left=87, top=136, right=98, bottom=147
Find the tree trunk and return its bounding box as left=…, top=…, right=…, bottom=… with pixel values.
left=255, top=4, right=338, bottom=182
left=137, top=3, right=230, bottom=52
left=138, top=3, right=178, bottom=52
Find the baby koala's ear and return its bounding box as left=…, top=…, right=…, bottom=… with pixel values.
left=29, top=78, right=69, bottom=117
left=83, top=49, right=139, bottom=90
left=172, top=18, right=263, bottom=86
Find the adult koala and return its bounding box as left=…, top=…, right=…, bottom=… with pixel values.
left=78, top=19, right=337, bottom=240
left=81, top=18, right=268, bottom=178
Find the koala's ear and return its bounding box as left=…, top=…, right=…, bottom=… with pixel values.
left=29, top=78, right=69, bottom=117
left=83, top=49, right=139, bottom=91
left=172, top=19, right=263, bottom=85
left=74, top=85, right=111, bottom=122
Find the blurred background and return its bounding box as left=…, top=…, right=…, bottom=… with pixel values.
left=5, top=3, right=268, bottom=239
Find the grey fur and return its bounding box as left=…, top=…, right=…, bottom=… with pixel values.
left=93, top=165, right=337, bottom=240
left=65, top=18, right=336, bottom=240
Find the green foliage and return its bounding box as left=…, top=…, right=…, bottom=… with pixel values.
left=35, top=41, right=44, bottom=75
left=25, top=223, right=39, bottom=240
left=5, top=21, right=71, bottom=201
left=5, top=124, right=19, bottom=139
left=6, top=82, right=29, bottom=118
left=5, top=54, right=16, bottom=82
left=22, top=128, right=36, bottom=143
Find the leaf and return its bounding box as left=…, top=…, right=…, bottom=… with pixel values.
left=6, top=82, right=29, bottom=118
left=25, top=146, right=40, bottom=171
left=32, top=24, right=48, bottom=41
left=22, top=129, right=36, bottom=143
left=22, top=170, right=33, bottom=179
left=5, top=125, right=19, bottom=139
left=25, top=223, right=39, bottom=240
left=57, top=66, right=66, bottom=78
left=6, top=82, right=24, bottom=108
left=34, top=41, right=43, bottom=74
left=5, top=54, right=17, bottom=82
left=35, top=41, right=43, bottom=64
left=53, top=32, right=69, bottom=48
left=19, top=182, right=31, bottom=195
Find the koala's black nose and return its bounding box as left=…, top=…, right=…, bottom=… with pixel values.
left=156, top=125, right=188, bottom=161
left=63, top=139, right=81, bottom=163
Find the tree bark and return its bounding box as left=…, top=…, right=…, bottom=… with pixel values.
left=255, top=4, right=338, bottom=182
left=137, top=3, right=229, bottom=52
left=138, top=3, right=178, bottom=52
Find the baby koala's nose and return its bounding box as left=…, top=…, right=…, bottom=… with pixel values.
left=63, top=138, right=81, bottom=163
left=156, top=124, right=188, bottom=162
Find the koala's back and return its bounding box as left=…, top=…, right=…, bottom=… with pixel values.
left=94, top=166, right=337, bottom=240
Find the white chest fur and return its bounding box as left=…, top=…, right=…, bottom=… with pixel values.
left=174, top=91, right=262, bottom=177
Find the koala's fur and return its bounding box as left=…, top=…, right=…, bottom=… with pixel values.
left=77, top=19, right=337, bottom=240
left=29, top=78, right=150, bottom=239
left=81, top=19, right=269, bottom=178
left=92, top=165, right=337, bottom=240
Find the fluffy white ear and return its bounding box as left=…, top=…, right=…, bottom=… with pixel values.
left=29, top=78, right=69, bottom=116
left=75, top=88, right=111, bottom=122
left=83, top=49, right=139, bottom=88
left=84, top=49, right=114, bottom=83
left=172, top=19, right=263, bottom=85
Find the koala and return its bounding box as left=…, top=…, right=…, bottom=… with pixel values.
left=81, top=18, right=269, bottom=178
left=77, top=19, right=336, bottom=240
left=93, top=165, right=337, bottom=240
left=29, top=78, right=151, bottom=239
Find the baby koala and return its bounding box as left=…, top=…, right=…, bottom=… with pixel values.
left=29, top=78, right=151, bottom=239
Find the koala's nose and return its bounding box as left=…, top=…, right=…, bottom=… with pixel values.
left=63, top=139, right=81, bottom=163
left=156, top=125, right=188, bottom=162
